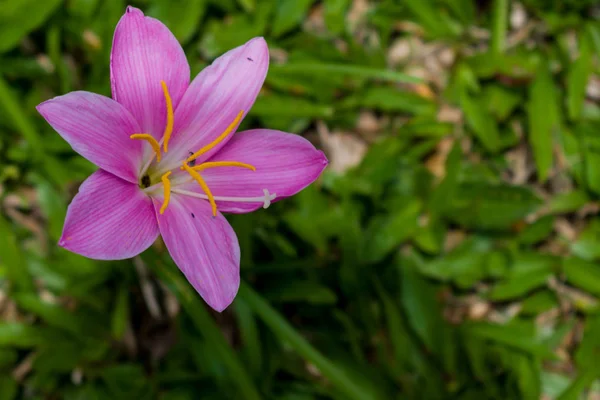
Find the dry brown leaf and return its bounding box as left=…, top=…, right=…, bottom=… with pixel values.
left=347, top=0, right=369, bottom=34
left=437, top=104, right=462, bottom=125
left=356, top=110, right=381, bottom=135
left=554, top=218, right=577, bottom=242
left=317, top=121, right=367, bottom=174
left=303, top=3, right=326, bottom=36
left=82, top=29, right=102, bottom=50
left=444, top=230, right=466, bottom=252
left=468, top=300, right=491, bottom=321
left=425, top=137, right=454, bottom=178
left=12, top=352, right=36, bottom=382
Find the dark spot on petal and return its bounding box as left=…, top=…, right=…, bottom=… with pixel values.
left=141, top=175, right=151, bottom=189
left=126, top=6, right=132, bottom=12
left=247, top=57, right=253, bottom=61
left=188, top=151, right=196, bottom=167
left=191, top=213, right=195, bottom=218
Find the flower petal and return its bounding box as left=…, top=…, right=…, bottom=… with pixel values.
left=153, top=194, right=240, bottom=312
left=179, top=129, right=328, bottom=213
left=37, top=91, right=143, bottom=183
left=164, top=37, right=269, bottom=165
left=59, top=170, right=159, bottom=260
left=111, top=6, right=190, bottom=139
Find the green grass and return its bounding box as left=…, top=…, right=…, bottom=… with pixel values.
left=2, top=0, right=600, bottom=399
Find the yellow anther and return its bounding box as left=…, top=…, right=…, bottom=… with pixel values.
left=186, top=110, right=244, bottom=163
left=159, top=171, right=172, bottom=214
left=130, top=133, right=161, bottom=162
left=182, top=162, right=217, bottom=217
left=161, top=80, right=174, bottom=153
left=193, top=161, right=256, bottom=172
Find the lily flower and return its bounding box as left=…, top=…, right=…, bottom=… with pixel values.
left=36, top=6, right=327, bottom=311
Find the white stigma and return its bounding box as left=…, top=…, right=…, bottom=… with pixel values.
left=262, top=189, right=276, bottom=209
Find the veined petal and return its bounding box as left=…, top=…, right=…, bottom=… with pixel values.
left=164, top=37, right=269, bottom=164
left=59, top=170, right=159, bottom=260
left=37, top=91, right=143, bottom=183
left=153, top=194, right=240, bottom=312
left=180, top=129, right=328, bottom=213
left=111, top=6, right=190, bottom=139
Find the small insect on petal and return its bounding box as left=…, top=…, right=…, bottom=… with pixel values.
left=188, top=151, right=196, bottom=167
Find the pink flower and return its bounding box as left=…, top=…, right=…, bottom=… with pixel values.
left=36, top=6, right=327, bottom=311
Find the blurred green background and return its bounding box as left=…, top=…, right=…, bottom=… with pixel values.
left=2, top=0, right=600, bottom=399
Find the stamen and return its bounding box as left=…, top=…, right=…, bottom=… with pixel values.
left=161, top=80, right=174, bottom=153
left=193, top=161, right=256, bottom=172
left=182, top=163, right=217, bottom=217
left=186, top=110, right=244, bottom=163
left=130, top=134, right=161, bottom=162
left=159, top=171, right=172, bottom=214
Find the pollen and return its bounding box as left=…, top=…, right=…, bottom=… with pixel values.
left=161, top=80, right=174, bottom=153
left=186, top=110, right=244, bottom=163
left=182, top=162, right=217, bottom=217
left=159, top=171, right=172, bottom=214
left=130, top=133, right=161, bottom=162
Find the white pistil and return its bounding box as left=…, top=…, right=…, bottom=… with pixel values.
left=171, top=188, right=277, bottom=209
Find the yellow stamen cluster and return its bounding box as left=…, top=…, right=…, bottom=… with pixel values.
left=130, top=81, right=256, bottom=216
left=179, top=109, right=248, bottom=217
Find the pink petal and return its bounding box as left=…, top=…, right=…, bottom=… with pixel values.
left=111, top=6, right=190, bottom=139
left=180, top=129, right=328, bottom=213
left=164, top=37, right=269, bottom=164
left=59, top=170, right=159, bottom=260
left=37, top=91, right=143, bottom=183
left=152, top=194, right=240, bottom=312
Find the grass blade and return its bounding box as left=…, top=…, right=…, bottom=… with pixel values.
left=491, top=0, right=508, bottom=55
left=148, top=257, right=262, bottom=400
left=271, top=63, right=422, bottom=84
left=239, top=282, right=382, bottom=400
left=528, top=60, right=559, bottom=182
left=0, top=213, right=34, bottom=292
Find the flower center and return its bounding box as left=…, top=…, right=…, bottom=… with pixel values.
left=140, top=174, right=151, bottom=189
left=130, top=81, right=276, bottom=217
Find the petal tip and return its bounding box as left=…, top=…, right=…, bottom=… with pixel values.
left=35, top=102, right=46, bottom=114
left=204, top=273, right=240, bottom=312
left=57, top=234, right=71, bottom=250
left=207, top=289, right=239, bottom=313
left=250, top=36, right=267, bottom=46
left=245, top=36, right=269, bottom=57
left=36, top=98, right=57, bottom=120
left=124, top=5, right=143, bottom=16
left=211, top=303, right=229, bottom=313
left=318, top=150, right=329, bottom=166
left=36, top=97, right=56, bottom=112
